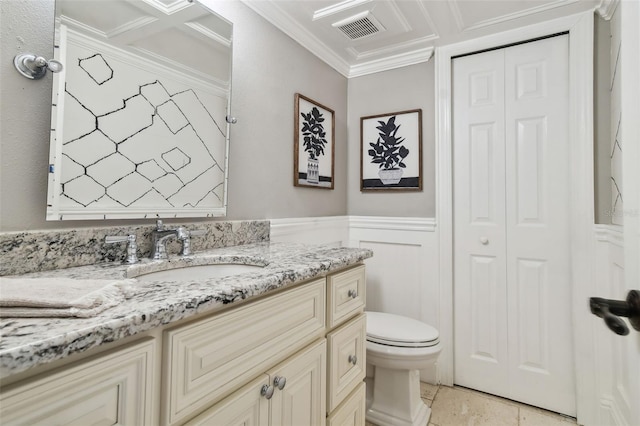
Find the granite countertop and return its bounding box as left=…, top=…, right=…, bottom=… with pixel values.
left=0, top=242, right=373, bottom=379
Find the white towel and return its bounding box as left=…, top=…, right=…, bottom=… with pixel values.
left=0, top=278, right=137, bottom=318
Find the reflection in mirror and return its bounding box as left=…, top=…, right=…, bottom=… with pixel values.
left=47, top=0, right=232, bottom=220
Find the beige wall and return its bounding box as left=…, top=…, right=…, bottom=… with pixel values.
left=0, top=0, right=348, bottom=231
left=347, top=62, right=436, bottom=217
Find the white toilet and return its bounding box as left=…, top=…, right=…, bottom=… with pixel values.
left=365, top=311, right=442, bottom=426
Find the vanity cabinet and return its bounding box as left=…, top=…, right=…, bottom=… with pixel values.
left=0, top=339, right=156, bottom=425
left=163, top=279, right=326, bottom=425
left=0, top=263, right=367, bottom=426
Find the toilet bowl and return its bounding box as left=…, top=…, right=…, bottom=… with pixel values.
left=365, top=311, right=441, bottom=426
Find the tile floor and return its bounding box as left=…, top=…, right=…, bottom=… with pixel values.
left=366, top=383, right=578, bottom=426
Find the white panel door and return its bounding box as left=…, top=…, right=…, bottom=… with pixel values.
left=453, top=35, right=575, bottom=415
left=453, top=48, right=509, bottom=398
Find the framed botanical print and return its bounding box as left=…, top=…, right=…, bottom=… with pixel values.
left=360, top=109, right=422, bottom=191
left=294, top=93, right=335, bottom=189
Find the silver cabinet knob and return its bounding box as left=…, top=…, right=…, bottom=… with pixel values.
left=348, top=355, right=357, bottom=365
left=348, top=289, right=357, bottom=299
left=480, top=237, right=489, bottom=245
left=273, top=376, right=286, bottom=390
left=260, top=384, right=274, bottom=399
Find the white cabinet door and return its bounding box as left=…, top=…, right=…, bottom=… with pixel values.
left=0, top=339, right=156, bottom=426
left=185, top=375, right=270, bottom=426
left=269, top=339, right=327, bottom=426
left=453, top=35, right=575, bottom=415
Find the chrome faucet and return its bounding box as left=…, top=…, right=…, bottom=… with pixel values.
left=151, top=220, right=179, bottom=260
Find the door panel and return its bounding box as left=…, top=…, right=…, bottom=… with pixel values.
left=504, top=36, right=574, bottom=415
left=453, top=48, right=508, bottom=398
left=454, top=35, right=575, bottom=416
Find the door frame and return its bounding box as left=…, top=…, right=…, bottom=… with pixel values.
left=435, top=11, right=596, bottom=424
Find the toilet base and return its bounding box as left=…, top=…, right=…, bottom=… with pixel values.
left=365, top=366, right=432, bottom=426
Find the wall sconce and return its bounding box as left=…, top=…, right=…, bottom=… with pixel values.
left=14, top=53, right=63, bottom=80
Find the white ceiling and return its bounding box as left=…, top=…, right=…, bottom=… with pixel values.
left=241, top=0, right=601, bottom=78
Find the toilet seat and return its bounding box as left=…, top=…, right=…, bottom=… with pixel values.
left=366, top=312, right=439, bottom=348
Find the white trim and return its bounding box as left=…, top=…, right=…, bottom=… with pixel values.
left=312, top=0, right=372, bottom=21
left=596, top=0, right=619, bottom=20
left=270, top=216, right=349, bottom=239
left=594, top=224, right=624, bottom=246
left=349, top=216, right=435, bottom=232
left=241, top=0, right=352, bottom=77
left=348, top=47, right=434, bottom=78
left=435, top=11, right=596, bottom=424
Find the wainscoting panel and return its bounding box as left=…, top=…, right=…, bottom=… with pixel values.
left=270, top=215, right=440, bottom=382
left=349, top=216, right=439, bottom=383
left=269, top=216, right=349, bottom=247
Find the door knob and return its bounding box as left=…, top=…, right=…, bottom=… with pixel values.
left=260, top=384, right=274, bottom=399
left=589, top=290, right=640, bottom=335
left=273, top=376, right=286, bottom=390
left=480, top=237, right=489, bottom=245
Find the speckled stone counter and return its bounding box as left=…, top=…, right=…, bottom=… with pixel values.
left=0, top=242, right=372, bottom=379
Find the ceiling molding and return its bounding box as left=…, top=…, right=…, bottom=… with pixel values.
left=348, top=46, right=434, bottom=78
left=446, top=1, right=465, bottom=32
left=596, top=0, right=619, bottom=20
left=106, top=16, right=159, bottom=39
left=241, top=0, right=352, bottom=77
left=458, top=0, right=581, bottom=32
left=140, top=0, right=191, bottom=15
left=347, top=35, right=437, bottom=60
left=184, top=22, right=231, bottom=47
left=415, top=1, right=440, bottom=40
left=387, top=1, right=413, bottom=33
left=312, top=0, right=372, bottom=21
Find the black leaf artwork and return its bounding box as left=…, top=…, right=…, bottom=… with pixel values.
left=301, top=107, right=327, bottom=160
left=367, top=116, right=410, bottom=170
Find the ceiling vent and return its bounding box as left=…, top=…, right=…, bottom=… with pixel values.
left=332, top=11, right=385, bottom=40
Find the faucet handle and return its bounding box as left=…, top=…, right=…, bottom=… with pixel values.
left=105, top=234, right=139, bottom=264
left=177, top=227, right=206, bottom=256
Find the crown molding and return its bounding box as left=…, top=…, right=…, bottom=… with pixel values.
left=242, top=0, right=434, bottom=78
left=596, top=0, right=619, bottom=20
left=242, top=0, right=352, bottom=77
left=312, top=0, right=372, bottom=21
left=348, top=46, right=434, bottom=78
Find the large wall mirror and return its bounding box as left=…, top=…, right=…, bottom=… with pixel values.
left=46, top=0, right=232, bottom=220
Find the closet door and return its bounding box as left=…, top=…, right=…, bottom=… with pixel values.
left=452, top=48, right=509, bottom=398
left=503, top=36, right=574, bottom=415
left=453, top=35, right=575, bottom=416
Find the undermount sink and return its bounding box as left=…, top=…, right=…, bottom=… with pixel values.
left=134, top=264, right=265, bottom=282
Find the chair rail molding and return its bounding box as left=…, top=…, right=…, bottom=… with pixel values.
left=435, top=10, right=596, bottom=424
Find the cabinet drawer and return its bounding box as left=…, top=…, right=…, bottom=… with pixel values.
left=0, top=338, right=156, bottom=426
left=327, top=313, right=366, bottom=412
left=327, top=382, right=366, bottom=426
left=164, top=279, right=326, bottom=425
left=327, top=265, right=365, bottom=329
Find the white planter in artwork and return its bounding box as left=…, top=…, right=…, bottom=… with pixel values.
left=307, top=158, right=319, bottom=184
left=378, top=168, right=403, bottom=185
